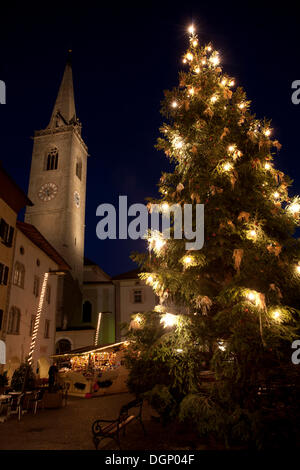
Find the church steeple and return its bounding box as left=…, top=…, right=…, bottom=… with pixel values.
left=48, top=50, right=76, bottom=128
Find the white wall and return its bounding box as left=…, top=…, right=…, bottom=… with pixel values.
left=5, top=229, right=59, bottom=379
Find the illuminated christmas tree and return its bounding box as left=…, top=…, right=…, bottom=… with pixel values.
left=125, top=25, right=300, bottom=448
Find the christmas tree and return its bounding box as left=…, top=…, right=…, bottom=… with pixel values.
left=125, top=25, right=300, bottom=448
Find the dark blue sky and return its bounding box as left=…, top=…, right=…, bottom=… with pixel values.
left=1, top=1, right=300, bottom=277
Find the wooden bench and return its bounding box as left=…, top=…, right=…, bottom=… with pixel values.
left=91, top=398, right=146, bottom=450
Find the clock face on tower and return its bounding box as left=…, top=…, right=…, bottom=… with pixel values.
left=74, top=191, right=80, bottom=208
left=38, top=182, right=58, bottom=201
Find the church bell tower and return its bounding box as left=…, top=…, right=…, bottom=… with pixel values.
left=25, top=52, right=88, bottom=328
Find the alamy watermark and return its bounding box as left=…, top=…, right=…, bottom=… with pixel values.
left=96, top=196, right=204, bottom=250
left=0, top=80, right=6, bottom=104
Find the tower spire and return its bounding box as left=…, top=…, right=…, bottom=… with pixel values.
left=48, top=50, right=76, bottom=128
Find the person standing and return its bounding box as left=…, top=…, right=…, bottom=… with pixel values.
left=48, top=362, right=58, bottom=391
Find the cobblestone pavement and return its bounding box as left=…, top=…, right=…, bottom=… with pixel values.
left=0, top=393, right=205, bottom=451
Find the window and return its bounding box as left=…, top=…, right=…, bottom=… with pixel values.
left=33, top=276, right=40, bottom=297
left=30, top=315, right=35, bottom=336
left=7, top=307, right=21, bottom=334
left=76, top=160, right=82, bottom=180
left=44, top=320, right=50, bottom=338
left=20, top=246, right=24, bottom=255
left=0, top=310, right=3, bottom=330
left=46, top=147, right=58, bottom=170
left=0, top=219, right=14, bottom=246
left=56, top=339, right=71, bottom=354
left=82, top=301, right=92, bottom=323
left=133, top=289, right=143, bottom=303
left=13, top=262, right=25, bottom=288
left=46, top=285, right=51, bottom=304
left=3, top=266, right=9, bottom=285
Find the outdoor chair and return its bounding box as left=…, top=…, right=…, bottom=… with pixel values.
left=10, top=393, right=25, bottom=421
left=31, top=389, right=45, bottom=414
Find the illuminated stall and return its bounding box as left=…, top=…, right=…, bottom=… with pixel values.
left=52, top=341, right=129, bottom=398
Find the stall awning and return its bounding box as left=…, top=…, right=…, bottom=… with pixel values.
left=51, top=341, right=128, bottom=358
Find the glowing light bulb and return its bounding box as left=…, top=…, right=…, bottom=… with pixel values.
left=218, top=342, right=226, bottom=351
left=288, top=202, right=300, bottom=214
left=155, top=238, right=166, bottom=251
left=188, top=87, right=195, bottom=96
left=210, top=95, right=218, bottom=103
left=264, top=162, right=271, bottom=170
left=174, top=139, right=183, bottom=149
left=183, top=58, right=187, bottom=64
left=273, top=192, right=280, bottom=199
left=171, top=101, right=178, bottom=108
left=186, top=52, right=194, bottom=61
left=238, top=102, right=246, bottom=109
left=160, top=313, right=178, bottom=328
left=228, top=145, right=235, bottom=153
left=223, top=162, right=232, bottom=171
left=202, top=59, right=206, bottom=65
left=210, top=55, right=220, bottom=66
left=206, top=46, right=212, bottom=52
left=183, top=255, right=193, bottom=266
left=161, top=202, right=169, bottom=212
left=194, top=66, right=200, bottom=74
left=188, top=25, right=195, bottom=35
left=147, top=275, right=154, bottom=284
left=192, top=39, right=198, bottom=47
left=248, top=229, right=257, bottom=240
left=228, top=80, right=235, bottom=87
left=272, top=310, right=281, bottom=320
left=296, top=265, right=300, bottom=274
left=221, top=78, right=227, bottom=86
left=264, top=129, right=271, bottom=137
left=247, top=292, right=255, bottom=301
left=176, top=348, right=183, bottom=353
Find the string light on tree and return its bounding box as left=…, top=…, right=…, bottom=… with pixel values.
left=264, top=128, right=271, bottom=137
left=273, top=191, right=280, bottom=200
left=247, top=229, right=257, bottom=241
left=223, top=162, right=233, bottom=172
left=210, top=95, right=218, bottom=103
left=160, top=313, right=179, bottom=328
left=188, top=24, right=195, bottom=35
left=171, top=100, right=178, bottom=109
left=264, top=162, right=271, bottom=170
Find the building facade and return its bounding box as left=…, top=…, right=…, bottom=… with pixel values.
left=55, top=258, right=116, bottom=353
left=25, top=53, right=88, bottom=330
left=112, top=269, right=157, bottom=340
left=5, top=222, right=69, bottom=379
left=0, top=164, right=32, bottom=367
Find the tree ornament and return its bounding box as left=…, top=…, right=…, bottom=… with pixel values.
left=220, top=127, right=230, bottom=140
left=195, top=295, right=212, bottom=315
left=237, top=211, right=250, bottom=223
left=233, top=248, right=244, bottom=273
left=176, top=182, right=184, bottom=192
left=204, top=107, right=214, bottom=118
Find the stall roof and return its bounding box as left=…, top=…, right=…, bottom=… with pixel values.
left=52, top=341, right=127, bottom=358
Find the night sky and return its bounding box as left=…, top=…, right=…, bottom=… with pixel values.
left=1, top=1, right=300, bottom=277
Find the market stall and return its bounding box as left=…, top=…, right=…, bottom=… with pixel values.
left=52, top=341, right=129, bottom=398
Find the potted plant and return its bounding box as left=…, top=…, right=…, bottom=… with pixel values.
left=43, top=383, right=63, bottom=408
left=11, top=363, right=35, bottom=391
